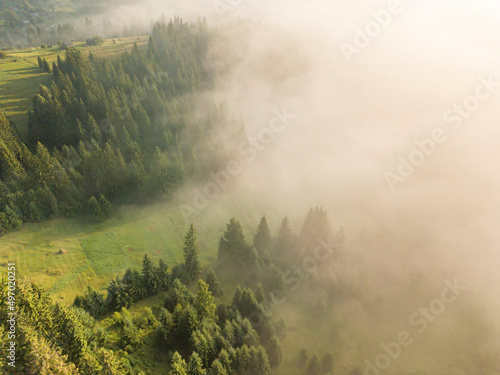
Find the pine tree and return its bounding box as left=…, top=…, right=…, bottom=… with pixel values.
left=254, top=283, right=265, bottom=304
left=297, top=348, right=308, bottom=369
left=254, top=215, right=272, bottom=260
left=218, top=218, right=252, bottom=266
left=321, top=353, right=334, bottom=374
left=274, top=216, right=298, bottom=266
left=209, top=359, right=227, bottom=375
left=52, top=62, right=60, bottom=78
left=306, top=353, right=321, bottom=375
left=23, top=329, right=79, bottom=375
left=141, top=254, right=158, bottom=296
left=300, top=207, right=331, bottom=249
left=43, top=58, right=52, bottom=73
left=187, top=352, right=206, bottom=375
left=80, top=347, right=128, bottom=375
left=87, top=195, right=102, bottom=222
left=170, top=352, right=188, bottom=375
left=267, top=336, right=283, bottom=367
left=183, top=223, right=200, bottom=282
left=194, top=280, right=216, bottom=323
left=157, top=307, right=174, bottom=344
left=98, top=194, right=112, bottom=220
left=157, top=259, right=169, bottom=290
left=204, top=269, right=221, bottom=296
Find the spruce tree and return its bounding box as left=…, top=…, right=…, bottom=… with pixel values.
left=43, top=58, right=51, bottom=73
left=141, top=254, right=158, bottom=296
left=300, top=207, right=331, bottom=249
left=218, top=218, right=252, bottom=266
left=183, top=223, right=200, bottom=282
left=209, top=360, right=227, bottom=375
left=321, top=353, right=334, bottom=374
left=87, top=196, right=101, bottom=222
left=204, top=269, right=221, bottom=296
left=23, top=330, right=79, bottom=375
left=194, top=280, right=216, bottom=323
left=254, top=215, right=272, bottom=259
left=98, top=194, right=112, bottom=220
left=306, top=353, right=321, bottom=375
left=187, top=352, right=206, bottom=375
left=170, top=352, right=188, bottom=375
left=267, top=336, right=283, bottom=367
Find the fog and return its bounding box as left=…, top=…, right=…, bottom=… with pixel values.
left=97, top=0, right=500, bottom=373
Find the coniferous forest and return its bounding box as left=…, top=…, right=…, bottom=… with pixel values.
left=1, top=18, right=238, bottom=234
left=2, top=1, right=500, bottom=375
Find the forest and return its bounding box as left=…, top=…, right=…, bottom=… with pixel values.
left=0, top=13, right=340, bottom=375
left=0, top=17, right=240, bottom=235
left=1, top=208, right=343, bottom=374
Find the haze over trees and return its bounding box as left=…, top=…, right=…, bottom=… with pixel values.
left=0, top=209, right=341, bottom=374
left=2, top=0, right=497, bottom=373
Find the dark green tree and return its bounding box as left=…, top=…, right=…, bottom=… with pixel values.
left=254, top=215, right=272, bottom=259
left=306, top=353, right=321, bottom=375
left=187, top=352, right=206, bottom=375
left=98, top=194, right=112, bottom=220
left=321, top=353, right=334, bottom=374
left=194, top=279, right=216, bottom=323
left=141, top=254, right=159, bottom=296
left=183, top=223, right=200, bottom=282
left=297, top=348, right=308, bottom=369
left=43, top=58, right=52, bottom=73
left=300, top=207, right=331, bottom=249
left=170, top=352, right=188, bottom=375
left=204, top=269, right=221, bottom=296
left=267, top=336, right=283, bottom=367
left=218, top=218, right=253, bottom=267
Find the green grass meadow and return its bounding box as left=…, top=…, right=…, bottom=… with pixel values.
left=0, top=201, right=227, bottom=305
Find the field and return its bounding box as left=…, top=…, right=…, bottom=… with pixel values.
left=0, top=200, right=233, bottom=305
left=0, top=36, right=149, bottom=136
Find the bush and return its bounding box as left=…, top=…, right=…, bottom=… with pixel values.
left=86, top=35, right=104, bottom=46
left=121, top=320, right=143, bottom=351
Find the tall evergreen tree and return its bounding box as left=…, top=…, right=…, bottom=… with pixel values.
left=300, top=207, right=331, bottom=249
left=194, top=280, right=216, bottom=323
left=187, top=352, right=206, bottom=375
left=218, top=218, right=253, bottom=266
left=141, top=254, right=158, bottom=296
left=254, top=215, right=272, bottom=260
left=267, top=336, right=283, bottom=367
left=204, top=269, right=221, bottom=296
left=183, top=223, right=200, bottom=282
left=170, top=352, right=188, bottom=375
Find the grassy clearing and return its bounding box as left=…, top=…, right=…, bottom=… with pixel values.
left=0, top=199, right=226, bottom=305
left=0, top=58, right=52, bottom=135
left=0, top=36, right=149, bottom=136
